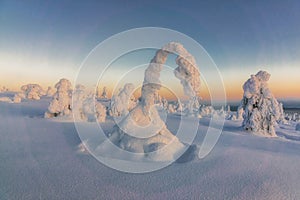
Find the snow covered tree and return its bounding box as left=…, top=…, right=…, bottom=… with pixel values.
left=237, top=105, right=244, bottom=120
left=72, top=85, right=107, bottom=122
left=101, top=87, right=108, bottom=99
left=110, top=83, right=136, bottom=117
left=104, top=42, right=201, bottom=161
left=72, top=84, right=87, bottom=120
left=0, top=86, right=8, bottom=92
left=46, top=86, right=56, bottom=97
left=44, top=78, right=72, bottom=118
left=240, top=70, right=284, bottom=137
left=82, top=95, right=106, bottom=122
left=20, top=84, right=45, bottom=100
left=161, top=97, right=168, bottom=110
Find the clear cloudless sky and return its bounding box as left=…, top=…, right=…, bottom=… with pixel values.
left=0, top=0, right=300, bottom=101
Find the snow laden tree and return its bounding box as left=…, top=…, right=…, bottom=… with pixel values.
left=20, top=84, right=46, bottom=100
left=13, top=83, right=45, bottom=103
left=82, top=95, right=107, bottom=122
left=110, top=83, right=136, bottom=117
left=240, top=70, right=285, bottom=137
left=73, top=84, right=107, bottom=122
left=96, top=86, right=108, bottom=99
left=0, top=86, right=8, bottom=92
left=104, top=42, right=201, bottom=161
left=101, top=86, right=108, bottom=99
left=72, top=84, right=87, bottom=120
left=45, top=79, right=73, bottom=118
left=46, top=86, right=56, bottom=97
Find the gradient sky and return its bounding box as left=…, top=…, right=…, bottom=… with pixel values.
left=0, top=0, right=300, bottom=101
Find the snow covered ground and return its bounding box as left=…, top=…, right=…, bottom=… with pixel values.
left=1, top=97, right=300, bottom=199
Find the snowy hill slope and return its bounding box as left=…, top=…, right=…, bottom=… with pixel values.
left=1, top=99, right=300, bottom=199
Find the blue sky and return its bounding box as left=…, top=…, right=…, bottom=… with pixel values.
left=0, top=0, right=300, bottom=100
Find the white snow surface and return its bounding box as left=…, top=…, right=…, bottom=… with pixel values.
left=0, top=96, right=12, bottom=103
left=1, top=98, right=300, bottom=199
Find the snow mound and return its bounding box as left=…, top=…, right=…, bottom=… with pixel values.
left=13, top=93, right=22, bottom=103
left=0, top=96, right=12, bottom=103
left=240, top=70, right=285, bottom=137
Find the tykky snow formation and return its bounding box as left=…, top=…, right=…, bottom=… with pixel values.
left=45, top=79, right=107, bottom=122
left=240, top=70, right=285, bottom=137
left=110, top=83, right=136, bottom=117
left=45, top=78, right=73, bottom=118
left=13, top=84, right=46, bottom=103
left=101, top=42, right=201, bottom=161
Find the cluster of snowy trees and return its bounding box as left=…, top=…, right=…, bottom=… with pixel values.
left=13, top=84, right=47, bottom=103
left=11, top=83, right=57, bottom=103
left=1, top=41, right=296, bottom=139
left=44, top=78, right=107, bottom=122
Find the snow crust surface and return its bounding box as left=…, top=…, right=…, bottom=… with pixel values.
left=1, top=99, right=300, bottom=199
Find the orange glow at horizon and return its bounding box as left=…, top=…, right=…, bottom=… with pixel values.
left=3, top=77, right=299, bottom=103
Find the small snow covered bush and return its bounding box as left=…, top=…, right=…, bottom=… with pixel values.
left=240, top=70, right=284, bottom=137
left=199, top=105, right=215, bottom=117
left=13, top=92, right=26, bottom=103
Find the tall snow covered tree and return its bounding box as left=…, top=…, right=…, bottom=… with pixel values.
left=240, top=70, right=284, bottom=137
